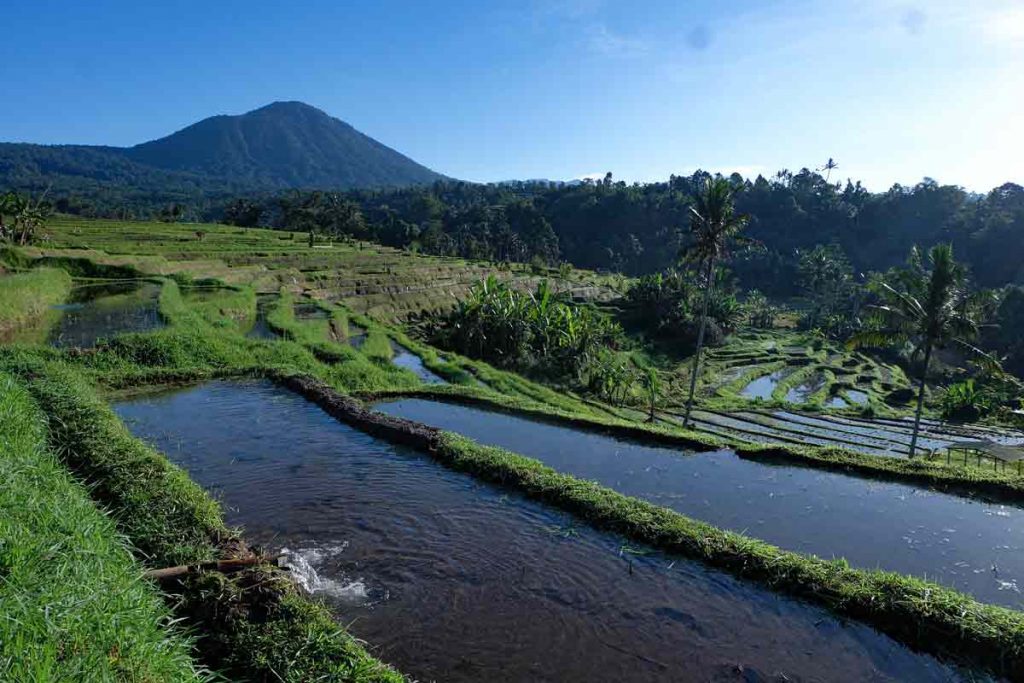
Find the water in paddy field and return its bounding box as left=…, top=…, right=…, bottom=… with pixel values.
left=246, top=295, right=278, bottom=340
left=345, top=323, right=367, bottom=348
left=846, top=389, right=870, bottom=405
left=388, top=339, right=446, bottom=384
left=113, top=381, right=964, bottom=682
left=784, top=375, right=824, bottom=404
left=375, top=398, right=1024, bottom=610
left=293, top=300, right=330, bottom=320
left=739, top=369, right=787, bottom=400
left=48, top=281, right=163, bottom=348
left=826, top=394, right=849, bottom=408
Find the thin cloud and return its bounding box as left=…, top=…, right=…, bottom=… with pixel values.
left=585, top=24, right=649, bottom=56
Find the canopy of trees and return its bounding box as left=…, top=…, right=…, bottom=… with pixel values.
left=240, top=172, right=1024, bottom=294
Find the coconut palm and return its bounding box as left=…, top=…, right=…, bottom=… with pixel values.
left=847, top=243, right=996, bottom=457
left=681, top=177, right=750, bottom=427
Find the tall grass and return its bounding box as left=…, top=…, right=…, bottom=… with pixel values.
left=0, top=373, right=203, bottom=681
left=0, top=267, right=72, bottom=334
left=2, top=358, right=404, bottom=682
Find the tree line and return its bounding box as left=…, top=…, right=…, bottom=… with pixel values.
left=211, top=171, right=1024, bottom=295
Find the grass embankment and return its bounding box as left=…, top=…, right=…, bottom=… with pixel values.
left=1, top=356, right=403, bottom=682
left=44, top=276, right=1024, bottom=501
left=0, top=267, right=72, bottom=338
left=263, top=289, right=421, bottom=391
left=365, top=382, right=1024, bottom=502
left=280, top=372, right=1024, bottom=680
left=88, top=280, right=1024, bottom=503
left=0, top=373, right=202, bottom=681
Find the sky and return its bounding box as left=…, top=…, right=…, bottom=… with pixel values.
left=3, top=0, right=1022, bottom=191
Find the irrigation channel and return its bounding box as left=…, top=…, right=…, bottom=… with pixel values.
left=4, top=280, right=164, bottom=347
left=375, top=398, right=1024, bottom=610
left=388, top=339, right=446, bottom=384
left=113, top=380, right=968, bottom=682
left=245, top=293, right=279, bottom=340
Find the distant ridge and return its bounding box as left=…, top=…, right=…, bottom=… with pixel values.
left=0, top=101, right=445, bottom=203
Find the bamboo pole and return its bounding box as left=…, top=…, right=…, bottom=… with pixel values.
left=144, top=556, right=279, bottom=581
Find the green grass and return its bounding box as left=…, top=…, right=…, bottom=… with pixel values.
left=261, top=290, right=421, bottom=391
left=10, top=358, right=227, bottom=565
left=0, top=355, right=403, bottom=682
left=0, top=267, right=72, bottom=338
left=0, top=373, right=202, bottom=681
left=359, top=329, right=394, bottom=360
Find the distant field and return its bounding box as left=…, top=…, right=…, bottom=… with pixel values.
left=32, top=216, right=621, bottom=320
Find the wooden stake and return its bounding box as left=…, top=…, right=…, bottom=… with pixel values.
left=144, top=556, right=279, bottom=581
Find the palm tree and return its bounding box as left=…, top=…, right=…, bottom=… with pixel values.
left=681, top=177, right=750, bottom=427
left=847, top=244, right=996, bottom=457
left=642, top=366, right=661, bottom=423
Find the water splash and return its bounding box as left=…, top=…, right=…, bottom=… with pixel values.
left=280, top=544, right=369, bottom=602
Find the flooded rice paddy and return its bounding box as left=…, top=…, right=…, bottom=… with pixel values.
left=114, top=381, right=965, bottom=682
left=293, top=300, right=330, bottom=320
left=388, top=339, right=446, bottom=384
left=245, top=294, right=278, bottom=339
left=739, top=369, right=788, bottom=400
left=46, top=280, right=163, bottom=347
left=783, top=375, right=824, bottom=404
left=375, top=398, right=1024, bottom=609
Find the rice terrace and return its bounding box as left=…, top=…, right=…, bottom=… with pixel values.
left=4, top=5, right=1024, bottom=681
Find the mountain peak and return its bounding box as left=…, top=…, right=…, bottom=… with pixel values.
left=125, top=102, right=442, bottom=189
left=250, top=100, right=329, bottom=116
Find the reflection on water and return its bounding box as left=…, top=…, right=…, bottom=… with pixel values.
left=784, top=375, right=824, bottom=404
left=114, top=381, right=963, bottom=682
left=376, top=398, right=1024, bottom=610
left=49, top=281, right=163, bottom=348
left=388, top=340, right=446, bottom=384
left=739, top=369, right=787, bottom=400
left=847, top=390, right=870, bottom=405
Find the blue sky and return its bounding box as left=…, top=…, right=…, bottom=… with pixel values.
left=4, top=0, right=1022, bottom=191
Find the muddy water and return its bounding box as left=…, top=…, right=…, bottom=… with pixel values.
left=49, top=281, right=163, bottom=348
left=376, top=398, right=1024, bottom=610
left=114, top=381, right=964, bottom=682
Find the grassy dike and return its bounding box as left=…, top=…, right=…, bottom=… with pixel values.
left=279, top=372, right=1024, bottom=680
left=0, top=353, right=403, bottom=682
left=0, top=267, right=72, bottom=337
left=364, top=384, right=1024, bottom=502
left=0, top=373, right=202, bottom=681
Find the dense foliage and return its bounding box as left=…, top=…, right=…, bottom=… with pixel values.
left=0, top=191, right=50, bottom=245
left=849, top=244, right=994, bottom=450
left=222, top=172, right=1024, bottom=294
left=624, top=268, right=741, bottom=346
left=985, top=286, right=1024, bottom=378
left=796, top=243, right=865, bottom=338
left=7, top=155, right=1023, bottom=295
left=424, top=276, right=622, bottom=382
